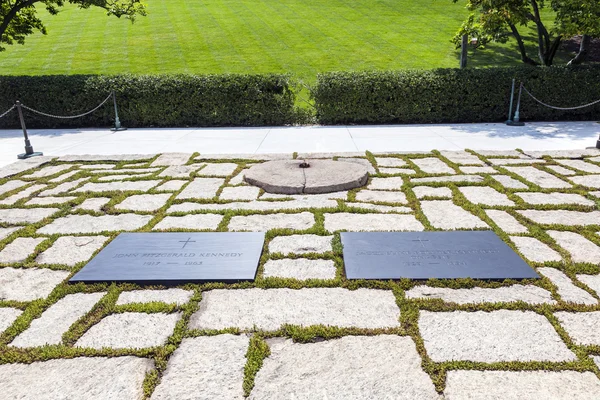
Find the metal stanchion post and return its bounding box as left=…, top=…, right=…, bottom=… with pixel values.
left=16, top=101, right=43, bottom=159
left=507, top=82, right=525, bottom=127
left=505, top=78, right=516, bottom=125
left=111, top=91, right=127, bottom=131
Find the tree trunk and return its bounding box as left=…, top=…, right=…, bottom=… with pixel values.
left=568, top=35, right=591, bottom=65
left=460, top=34, right=468, bottom=69
left=508, top=22, right=539, bottom=66
left=544, top=35, right=562, bottom=66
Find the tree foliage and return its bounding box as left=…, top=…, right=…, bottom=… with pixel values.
left=453, top=0, right=600, bottom=66
left=0, top=0, right=146, bottom=51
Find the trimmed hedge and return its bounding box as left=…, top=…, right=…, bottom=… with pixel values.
left=312, top=66, right=600, bottom=124
left=0, top=74, right=297, bottom=128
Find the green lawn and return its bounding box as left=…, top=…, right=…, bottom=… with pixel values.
left=0, top=0, right=568, bottom=78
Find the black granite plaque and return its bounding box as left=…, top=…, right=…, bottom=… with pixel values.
left=70, top=232, right=265, bottom=285
left=341, top=231, right=539, bottom=280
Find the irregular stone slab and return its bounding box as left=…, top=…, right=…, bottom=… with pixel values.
left=459, top=186, right=514, bottom=206
left=23, top=165, right=73, bottom=178
left=577, top=274, right=600, bottom=297
left=0, top=207, right=59, bottom=224
left=411, top=175, right=484, bottom=184
left=547, top=231, right=600, bottom=264
left=421, top=201, right=487, bottom=229
left=590, top=156, right=600, bottom=163
left=228, top=212, right=315, bottom=232
left=355, top=189, right=407, bottom=203
left=11, top=292, right=105, bottom=347
left=546, top=165, right=577, bottom=176
left=269, top=234, right=333, bottom=254
left=220, top=186, right=261, bottom=200
left=556, top=159, right=600, bottom=173
left=263, top=258, right=336, bottom=280
left=39, top=177, right=87, bottom=196
left=0, top=184, right=45, bottom=205
left=505, top=166, right=571, bottom=188
left=475, top=150, right=525, bottom=157
left=459, top=166, right=497, bottom=174
left=489, top=158, right=545, bottom=165
left=158, top=166, right=199, bottom=178
left=405, top=285, right=556, bottom=305
left=375, top=157, right=407, bottom=167
left=155, top=180, right=188, bottom=191
left=0, top=157, right=55, bottom=179
left=0, top=356, right=153, bottom=400
left=516, top=192, right=594, bottom=206
left=412, top=157, right=455, bottom=174
left=0, top=267, right=69, bottom=301
left=440, top=150, right=484, bottom=165
left=525, top=149, right=600, bottom=159
left=91, top=168, right=160, bottom=175
left=555, top=312, right=600, bottom=346
left=116, top=289, right=194, bottom=306
left=297, top=152, right=365, bottom=159
left=169, top=198, right=338, bottom=213
left=151, top=335, right=248, bottom=400
left=485, top=210, right=528, bottom=234
left=26, top=196, right=77, bottom=206
left=78, top=164, right=116, bottom=169
left=0, top=227, right=20, bottom=241
left=74, top=197, right=111, bottom=212
left=538, top=267, right=597, bottom=305
left=324, top=213, right=424, bottom=232
left=245, top=160, right=368, bottom=194
left=36, top=236, right=109, bottom=266
left=197, top=153, right=293, bottom=161
left=76, top=312, right=182, bottom=349
left=38, top=214, right=152, bottom=234
left=517, top=210, right=600, bottom=226
left=0, top=237, right=46, bottom=263
left=228, top=169, right=249, bottom=185
left=96, top=173, right=154, bottom=182
left=151, top=153, right=192, bottom=166
left=75, top=180, right=161, bottom=193
left=413, top=186, right=452, bottom=199
left=419, top=310, right=575, bottom=362
left=153, top=214, right=223, bottom=231
left=59, top=154, right=152, bottom=162
left=260, top=192, right=347, bottom=201
left=0, top=180, right=28, bottom=196
left=249, top=336, right=438, bottom=400
left=490, top=174, right=528, bottom=189
left=368, top=177, right=404, bottom=190
left=379, top=167, right=416, bottom=175
left=190, top=288, right=400, bottom=330
left=114, top=194, right=171, bottom=212
left=509, top=236, right=561, bottom=263
left=197, top=163, right=238, bottom=177
left=445, top=370, right=600, bottom=400
left=176, top=178, right=224, bottom=199
left=48, top=170, right=80, bottom=182
left=345, top=202, right=412, bottom=213
left=570, top=175, right=600, bottom=188
left=0, top=307, right=22, bottom=334
left=591, top=191, right=600, bottom=198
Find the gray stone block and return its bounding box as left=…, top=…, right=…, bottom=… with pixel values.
left=36, top=236, right=109, bottom=266
left=406, top=285, right=555, bottom=305
left=0, top=237, right=46, bottom=263
left=324, top=213, right=424, bottom=232
left=229, top=212, right=315, bottom=232
left=555, top=311, right=600, bottom=346
left=421, top=201, right=487, bottom=229
left=269, top=234, right=333, bottom=254
left=153, top=214, right=223, bottom=231
left=0, top=267, right=69, bottom=301
left=38, top=214, right=152, bottom=234
left=263, top=258, right=336, bottom=280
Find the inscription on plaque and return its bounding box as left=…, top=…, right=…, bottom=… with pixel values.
left=341, top=231, right=539, bottom=280
left=70, top=232, right=265, bottom=285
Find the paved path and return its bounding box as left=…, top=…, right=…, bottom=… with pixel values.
left=1, top=121, right=599, bottom=167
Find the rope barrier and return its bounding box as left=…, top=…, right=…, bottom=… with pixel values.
left=521, top=85, right=600, bottom=111
left=0, top=104, right=15, bottom=119
left=19, top=92, right=113, bottom=119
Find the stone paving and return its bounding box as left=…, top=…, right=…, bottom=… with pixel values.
left=1, top=149, right=600, bottom=399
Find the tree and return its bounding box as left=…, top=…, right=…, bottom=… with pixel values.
left=552, top=0, right=600, bottom=64
left=453, top=0, right=599, bottom=66
left=0, top=0, right=146, bottom=52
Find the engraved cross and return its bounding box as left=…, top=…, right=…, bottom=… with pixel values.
left=179, top=238, right=196, bottom=249
left=412, top=237, right=429, bottom=248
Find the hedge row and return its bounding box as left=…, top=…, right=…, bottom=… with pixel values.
left=1, top=67, right=599, bottom=128
left=312, top=66, right=600, bottom=124
left=0, top=74, right=297, bottom=128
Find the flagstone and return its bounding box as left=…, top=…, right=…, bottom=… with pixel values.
left=475, top=150, right=525, bottom=157
left=0, top=237, right=46, bottom=263
left=59, top=154, right=152, bottom=162
left=78, top=164, right=116, bottom=169
left=89, top=168, right=160, bottom=175
left=36, top=236, right=109, bottom=266
left=0, top=227, right=20, bottom=241
left=114, top=194, right=172, bottom=212
left=411, top=175, right=484, bottom=184
left=459, top=166, right=497, bottom=174
left=0, top=184, right=46, bottom=205
left=0, top=180, right=29, bottom=196
left=368, top=177, right=404, bottom=190
left=0, top=307, right=22, bottom=334
left=419, top=310, right=575, bottom=362
left=153, top=214, right=223, bottom=231
left=168, top=198, right=338, bottom=213
left=459, top=186, right=514, bottom=206
left=545, top=165, right=577, bottom=176
left=76, top=312, right=182, bottom=349
left=345, top=202, right=412, bottom=213
left=219, top=186, right=261, bottom=201
left=229, top=169, right=249, bottom=185
left=421, top=201, right=487, bottom=229
left=413, top=186, right=452, bottom=199
left=515, top=192, right=594, bottom=206
left=555, top=312, right=600, bottom=346
left=406, top=285, right=555, bottom=305
left=39, top=178, right=88, bottom=196
left=490, top=174, right=528, bottom=189
left=538, top=267, right=597, bottom=305
left=38, top=214, right=152, bottom=234
left=269, top=234, right=333, bottom=254
left=484, top=210, right=528, bottom=233
left=263, top=258, right=336, bottom=280
left=517, top=210, right=600, bottom=226
left=197, top=163, right=238, bottom=177
left=489, top=158, right=545, bottom=165
left=556, top=159, right=600, bottom=174
left=525, top=149, right=600, bottom=159
left=509, top=236, right=561, bottom=263
left=75, top=181, right=161, bottom=193
left=116, top=289, right=194, bottom=306
left=229, top=212, right=315, bottom=232
left=190, top=288, right=400, bottom=330
left=151, top=153, right=192, bottom=166
left=0, top=208, right=59, bottom=224
left=411, top=157, right=455, bottom=174
left=355, top=189, right=407, bottom=203
left=547, top=231, right=600, bottom=264
left=338, top=158, right=376, bottom=174
left=74, top=197, right=111, bottom=212
left=154, top=180, right=188, bottom=192
left=11, top=292, right=105, bottom=347
left=375, top=157, right=407, bottom=167
left=176, top=178, right=224, bottom=199
left=96, top=173, right=154, bottom=182
left=324, top=213, right=424, bottom=232
left=24, top=165, right=73, bottom=179
left=576, top=274, right=600, bottom=297
left=158, top=166, right=199, bottom=178
left=590, top=191, right=600, bottom=198
left=26, top=196, right=77, bottom=206
left=440, top=151, right=484, bottom=165
left=379, top=167, right=417, bottom=175
left=504, top=166, right=571, bottom=188
left=249, top=336, right=439, bottom=400
left=0, top=267, right=70, bottom=301
left=570, top=175, right=600, bottom=188
left=0, top=157, right=55, bottom=179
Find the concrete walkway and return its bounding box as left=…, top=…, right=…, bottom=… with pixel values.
left=1, top=121, right=599, bottom=168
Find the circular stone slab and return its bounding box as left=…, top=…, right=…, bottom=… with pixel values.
left=244, top=160, right=369, bottom=194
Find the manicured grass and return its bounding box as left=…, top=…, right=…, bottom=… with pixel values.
left=0, top=0, right=569, bottom=78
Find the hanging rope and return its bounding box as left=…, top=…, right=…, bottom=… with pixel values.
left=19, top=92, right=113, bottom=119
left=521, top=85, right=600, bottom=111
left=0, top=104, right=15, bottom=119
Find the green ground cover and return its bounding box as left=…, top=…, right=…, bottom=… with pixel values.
left=0, top=0, right=567, bottom=78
